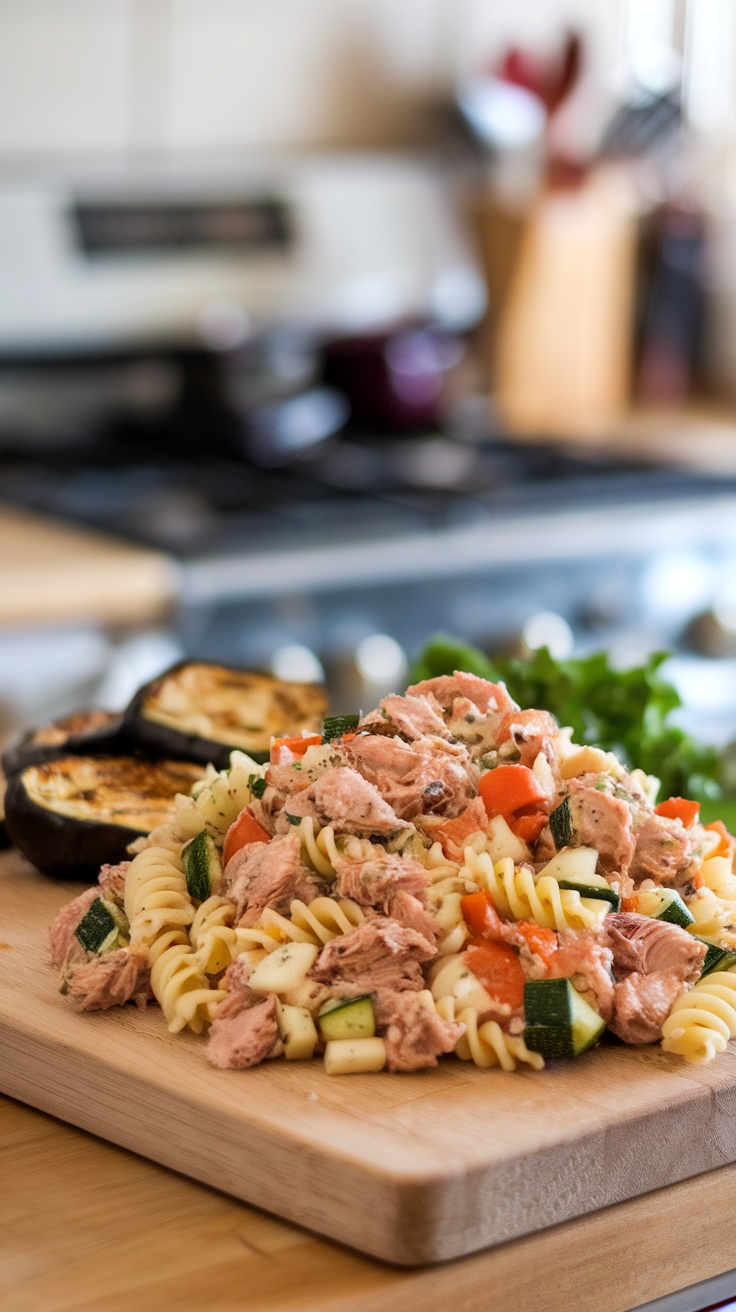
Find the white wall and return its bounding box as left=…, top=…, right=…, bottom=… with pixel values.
left=0, top=0, right=620, bottom=160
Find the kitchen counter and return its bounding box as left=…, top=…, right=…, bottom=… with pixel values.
left=2, top=1092, right=735, bottom=1312
left=0, top=506, right=177, bottom=628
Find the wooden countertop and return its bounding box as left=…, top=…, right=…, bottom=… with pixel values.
left=0, top=506, right=177, bottom=628
left=2, top=1091, right=736, bottom=1312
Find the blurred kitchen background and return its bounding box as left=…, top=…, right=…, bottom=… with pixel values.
left=4, top=0, right=736, bottom=749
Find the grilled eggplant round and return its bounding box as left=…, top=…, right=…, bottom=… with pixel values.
left=4, top=755, right=205, bottom=879
left=1, top=709, right=129, bottom=779
left=125, top=660, right=330, bottom=767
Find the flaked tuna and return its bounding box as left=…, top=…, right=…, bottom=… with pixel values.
left=224, top=833, right=321, bottom=926
left=609, top=971, right=686, bottom=1044
left=407, top=671, right=517, bottom=719
left=630, top=814, right=695, bottom=887
left=66, top=947, right=151, bottom=1011
left=98, top=861, right=131, bottom=903
left=563, top=774, right=636, bottom=877
left=606, top=912, right=705, bottom=984
left=384, top=890, right=440, bottom=944
left=207, top=994, right=283, bottom=1069
left=497, top=708, right=559, bottom=769
left=374, top=989, right=464, bottom=1072
left=358, top=694, right=449, bottom=741
left=313, top=917, right=436, bottom=992
left=546, top=929, right=615, bottom=1021
left=215, top=955, right=256, bottom=1019
left=343, top=733, right=476, bottom=820
left=48, top=886, right=99, bottom=969
left=277, top=765, right=409, bottom=837
left=336, top=852, right=430, bottom=911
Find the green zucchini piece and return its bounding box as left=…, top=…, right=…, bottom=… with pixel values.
left=322, top=714, right=360, bottom=743
left=75, top=897, right=123, bottom=953
left=557, top=879, right=621, bottom=910
left=549, top=797, right=574, bottom=850
left=696, top=938, right=736, bottom=977
left=182, top=830, right=222, bottom=902
left=318, top=995, right=376, bottom=1042
left=523, top=978, right=605, bottom=1059
left=637, top=888, right=694, bottom=929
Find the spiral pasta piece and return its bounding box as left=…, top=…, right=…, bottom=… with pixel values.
left=190, top=895, right=239, bottom=975
left=685, top=887, right=735, bottom=944
left=260, top=896, right=364, bottom=946
left=662, top=970, right=736, bottom=1064
left=435, top=995, right=544, bottom=1071
left=462, top=851, right=610, bottom=933
left=124, top=846, right=195, bottom=948
left=149, top=932, right=225, bottom=1034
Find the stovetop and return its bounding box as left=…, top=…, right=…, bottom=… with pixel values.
left=2, top=431, right=734, bottom=560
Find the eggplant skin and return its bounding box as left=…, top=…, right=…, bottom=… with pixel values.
left=1, top=709, right=129, bottom=779
left=125, top=661, right=330, bottom=768
left=4, top=756, right=205, bottom=880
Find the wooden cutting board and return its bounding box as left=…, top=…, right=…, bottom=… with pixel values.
left=3, top=847, right=736, bottom=1267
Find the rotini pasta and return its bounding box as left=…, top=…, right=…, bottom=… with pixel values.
left=463, top=851, right=610, bottom=933
left=149, top=932, right=225, bottom=1034
left=260, top=896, right=364, bottom=946
left=434, top=994, right=544, bottom=1071
left=685, top=887, right=735, bottom=944
left=296, top=816, right=376, bottom=879
left=124, top=846, right=195, bottom=948
left=662, top=970, right=736, bottom=1064
left=190, top=895, right=239, bottom=975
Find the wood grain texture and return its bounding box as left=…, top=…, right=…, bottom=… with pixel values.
left=0, top=506, right=176, bottom=627
left=3, top=1094, right=736, bottom=1312
left=3, top=847, right=736, bottom=1266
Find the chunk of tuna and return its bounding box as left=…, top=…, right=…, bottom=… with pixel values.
left=48, top=886, right=99, bottom=968
left=98, top=861, right=131, bottom=903
left=546, top=929, right=615, bottom=1021
left=630, top=814, right=695, bottom=887
left=335, top=852, right=430, bottom=911
left=609, top=971, right=685, bottom=1044
left=564, top=775, right=636, bottom=877
left=224, top=833, right=321, bottom=926
left=388, top=890, right=441, bottom=944
left=215, top=955, right=256, bottom=1019
left=206, top=995, right=283, bottom=1069
left=343, top=733, right=476, bottom=820
left=606, top=912, right=705, bottom=984
left=407, top=672, right=517, bottom=719
left=313, top=917, right=436, bottom=992
left=67, top=948, right=151, bottom=1011
left=374, top=989, right=464, bottom=1071
left=497, top=708, right=559, bottom=769
left=277, top=766, right=409, bottom=837
left=358, top=694, right=449, bottom=741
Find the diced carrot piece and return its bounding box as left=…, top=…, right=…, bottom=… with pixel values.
left=461, top=891, right=503, bottom=941
left=223, top=807, right=270, bottom=867
left=654, top=796, right=700, bottom=827
left=511, top=811, right=549, bottom=844
left=693, top=870, right=704, bottom=890
left=513, top=921, right=558, bottom=967
left=464, top=940, right=525, bottom=1009
left=478, top=764, right=546, bottom=820
left=705, top=819, right=734, bottom=859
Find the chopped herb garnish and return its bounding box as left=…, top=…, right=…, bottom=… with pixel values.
left=249, top=774, right=267, bottom=799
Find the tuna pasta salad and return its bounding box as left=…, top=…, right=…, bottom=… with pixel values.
left=48, top=672, right=736, bottom=1074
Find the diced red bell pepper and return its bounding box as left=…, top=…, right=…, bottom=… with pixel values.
left=654, top=796, right=700, bottom=827
left=464, top=940, right=525, bottom=1009
left=478, top=764, right=547, bottom=820
left=512, top=921, right=558, bottom=968
left=270, top=733, right=322, bottom=764
left=223, top=807, right=270, bottom=867
left=460, top=890, right=503, bottom=941
left=510, top=809, right=549, bottom=844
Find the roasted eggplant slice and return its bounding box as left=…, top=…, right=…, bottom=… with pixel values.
left=125, top=661, right=330, bottom=767
left=1, top=709, right=128, bottom=779
left=4, top=756, right=205, bottom=879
